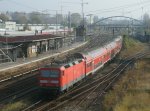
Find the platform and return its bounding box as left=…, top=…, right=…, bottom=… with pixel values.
left=0, top=42, right=87, bottom=73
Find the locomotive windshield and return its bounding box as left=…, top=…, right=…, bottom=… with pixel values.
left=40, top=70, right=59, bottom=78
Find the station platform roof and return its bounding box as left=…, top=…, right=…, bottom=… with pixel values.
left=0, top=33, right=63, bottom=43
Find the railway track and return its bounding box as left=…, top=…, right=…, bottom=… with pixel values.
left=0, top=66, right=39, bottom=83
left=23, top=51, right=149, bottom=111
left=0, top=71, right=38, bottom=104
left=0, top=87, right=38, bottom=104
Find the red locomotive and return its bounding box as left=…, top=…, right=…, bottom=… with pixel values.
left=38, top=36, right=122, bottom=93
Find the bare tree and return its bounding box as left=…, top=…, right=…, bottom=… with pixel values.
left=71, top=13, right=81, bottom=27
left=143, top=13, right=150, bottom=27
left=0, top=13, right=9, bottom=22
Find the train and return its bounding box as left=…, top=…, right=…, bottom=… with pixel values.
left=38, top=36, right=123, bottom=93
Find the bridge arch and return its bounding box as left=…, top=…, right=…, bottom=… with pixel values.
left=94, top=16, right=143, bottom=25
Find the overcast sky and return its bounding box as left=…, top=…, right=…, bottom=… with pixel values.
left=0, top=0, right=150, bottom=19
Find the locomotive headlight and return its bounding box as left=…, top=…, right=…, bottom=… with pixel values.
left=51, top=80, right=59, bottom=84
left=40, top=80, right=48, bottom=83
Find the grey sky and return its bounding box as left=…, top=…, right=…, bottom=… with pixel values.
left=0, top=0, right=149, bottom=19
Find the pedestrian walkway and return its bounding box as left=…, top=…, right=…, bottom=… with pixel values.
left=0, top=42, right=87, bottom=73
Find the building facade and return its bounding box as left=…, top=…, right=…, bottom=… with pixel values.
left=5, top=21, right=16, bottom=31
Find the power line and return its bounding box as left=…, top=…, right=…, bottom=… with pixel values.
left=85, top=0, right=150, bottom=13
left=63, top=2, right=81, bottom=4
left=90, top=1, right=150, bottom=16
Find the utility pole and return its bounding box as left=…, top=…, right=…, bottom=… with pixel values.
left=56, top=10, right=58, bottom=35
left=6, top=35, right=8, bottom=54
left=81, top=0, right=84, bottom=26
left=81, top=0, right=88, bottom=41
left=68, top=11, right=71, bottom=34
left=87, top=14, right=93, bottom=33
left=81, top=0, right=88, bottom=26
left=61, top=5, right=65, bottom=36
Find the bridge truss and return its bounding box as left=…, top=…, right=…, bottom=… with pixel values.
left=89, top=16, right=145, bottom=35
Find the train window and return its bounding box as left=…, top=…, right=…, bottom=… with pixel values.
left=87, top=63, right=90, bottom=67
left=40, top=70, right=59, bottom=78
left=95, top=61, right=103, bottom=68
left=87, top=62, right=92, bottom=67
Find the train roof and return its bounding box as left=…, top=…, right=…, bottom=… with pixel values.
left=87, top=42, right=116, bottom=58
left=74, top=36, right=122, bottom=59
left=42, top=59, right=84, bottom=69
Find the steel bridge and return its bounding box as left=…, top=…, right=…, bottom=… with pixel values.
left=89, top=16, right=145, bottom=35
left=94, top=16, right=143, bottom=25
